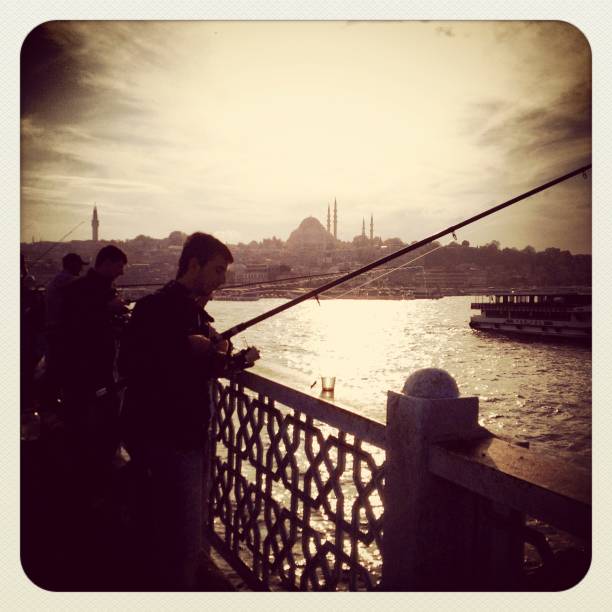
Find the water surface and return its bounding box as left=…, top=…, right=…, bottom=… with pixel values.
left=208, top=296, right=591, bottom=464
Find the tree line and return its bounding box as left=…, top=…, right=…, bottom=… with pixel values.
left=388, top=240, right=591, bottom=287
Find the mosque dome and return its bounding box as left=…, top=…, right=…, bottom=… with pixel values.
left=286, top=216, right=334, bottom=248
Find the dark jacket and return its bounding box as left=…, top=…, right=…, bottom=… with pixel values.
left=118, top=281, right=228, bottom=450
left=59, top=268, right=119, bottom=392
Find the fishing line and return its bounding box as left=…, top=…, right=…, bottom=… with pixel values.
left=117, top=264, right=436, bottom=291
left=220, top=163, right=591, bottom=341
left=333, top=244, right=444, bottom=299
left=117, top=271, right=341, bottom=291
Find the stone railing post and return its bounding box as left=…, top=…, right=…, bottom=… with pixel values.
left=381, top=368, right=522, bottom=590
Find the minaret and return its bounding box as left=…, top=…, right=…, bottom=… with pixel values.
left=333, top=198, right=338, bottom=239
left=92, top=205, right=99, bottom=242
left=370, top=214, right=374, bottom=241
left=327, top=204, right=331, bottom=234
left=361, top=217, right=366, bottom=238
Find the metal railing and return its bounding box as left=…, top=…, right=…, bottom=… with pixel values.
left=206, top=366, right=591, bottom=590
left=207, top=368, right=386, bottom=591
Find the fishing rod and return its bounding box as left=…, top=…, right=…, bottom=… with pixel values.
left=31, top=220, right=87, bottom=265
left=220, top=163, right=591, bottom=341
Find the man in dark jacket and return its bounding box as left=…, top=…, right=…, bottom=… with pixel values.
left=43, top=252, right=89, bottom=407
left=118, top=232, right=259, bottom=589
left=59, top=245, right=128, bottom=497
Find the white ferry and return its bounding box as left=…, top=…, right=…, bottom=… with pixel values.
left=469, top=290, right=591, bottom=342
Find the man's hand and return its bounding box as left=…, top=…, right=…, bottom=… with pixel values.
left=108, top=295, right=129, bottom=314
left=242, top=346, right=260, bottom=367
left=227, top=346, right=261, bottom=372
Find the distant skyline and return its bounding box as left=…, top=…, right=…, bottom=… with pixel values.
left=21, top=21, right=591, bottom=253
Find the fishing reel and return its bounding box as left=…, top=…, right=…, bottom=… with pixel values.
left=227, top=346, right=260, bottom=372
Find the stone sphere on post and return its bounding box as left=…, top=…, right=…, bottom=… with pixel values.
left=401, top=367, right=460, bottom=399
left=384, top=367, right=480, bottom=589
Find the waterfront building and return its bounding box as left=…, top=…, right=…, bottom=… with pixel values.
left=228, top=262, right=270, bottom=284
left=242, top=263, right=269, bottom=283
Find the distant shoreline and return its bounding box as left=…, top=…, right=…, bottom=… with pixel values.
left=212, top=286, right=592, bottom=302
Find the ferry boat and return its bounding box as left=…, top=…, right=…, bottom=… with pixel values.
left=469, top=290, right=591, bottom=342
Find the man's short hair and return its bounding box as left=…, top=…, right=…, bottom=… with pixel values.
left=176, top=232, right=233, bottom=278
left=95, top=245, right=128, bottom=268
left=62, top=252, right=89, bottom=274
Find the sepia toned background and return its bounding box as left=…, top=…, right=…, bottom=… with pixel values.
left=21, top=21, right=591, bottom=253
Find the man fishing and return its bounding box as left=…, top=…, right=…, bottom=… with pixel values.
left=59, top=245, right=129, bottom=500
left=118, top=232, right=259, bottom=590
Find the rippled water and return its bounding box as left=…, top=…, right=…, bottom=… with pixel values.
left=208, top=296, right=591, bottom=464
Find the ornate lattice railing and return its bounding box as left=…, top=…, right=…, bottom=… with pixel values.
left=207, top=368, right=386, bottom=591
left=206, top=367, right=590, bottom=590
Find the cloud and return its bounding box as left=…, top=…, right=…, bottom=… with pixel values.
left=20, top=21, right=591, bottom=252
left=478, top=81, right=590, bottom=150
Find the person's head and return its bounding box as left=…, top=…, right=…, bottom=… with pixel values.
left=176, top=232, right=233, bottom=299
left=62, top=252, right=89, bottom=276
left=94, top=245, right=128, bottom=280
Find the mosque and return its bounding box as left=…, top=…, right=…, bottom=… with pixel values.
left=286, top=198, right=376, bottom=250
left=90, top=201, right=377, bottom=250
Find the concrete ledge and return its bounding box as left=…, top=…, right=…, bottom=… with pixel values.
left=429, top=437, right=591, bottom=538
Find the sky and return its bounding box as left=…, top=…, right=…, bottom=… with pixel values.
left=20, top=20, right=592, bottom=253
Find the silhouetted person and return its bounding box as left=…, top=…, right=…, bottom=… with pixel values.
left=58, top=245, right=128, bottom=500
left=20, top=254, right=45, bottom=416
left=46, top=253, right=89, bottom=328
left=118, top=232, right=259, bottom=589
left=43, top=253, right=89, bottom=408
